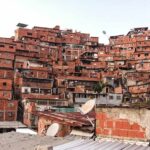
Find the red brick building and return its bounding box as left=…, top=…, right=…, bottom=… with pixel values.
left=1, top=24, right=150, bottom=133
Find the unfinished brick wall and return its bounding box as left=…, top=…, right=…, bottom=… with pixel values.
left=96, top=107, right=150, bottom=141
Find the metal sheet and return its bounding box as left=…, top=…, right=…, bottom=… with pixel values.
left=36, top=111, right=95, bottom=127
left=53, top=139, right=150, bottom=150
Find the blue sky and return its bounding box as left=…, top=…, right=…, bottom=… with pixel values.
left=0, top=0, right=149, bottom=43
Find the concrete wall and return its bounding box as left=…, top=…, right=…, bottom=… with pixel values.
left=96, top=107, right=150, bottom=141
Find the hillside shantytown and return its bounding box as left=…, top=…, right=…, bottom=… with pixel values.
left=0, top=24, right=150, bottom=145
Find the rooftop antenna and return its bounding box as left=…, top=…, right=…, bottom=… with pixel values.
left=78, top=98, right=96, bottom=127
left=102, top=30, right=107, bottom=35
left=102, top=30, right=110, bottom=45
left=16, top=23, right=28, bottom=28
left=46, top=123, right=60, bottom=137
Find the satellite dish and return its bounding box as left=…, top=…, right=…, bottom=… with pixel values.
left=46, top=123, right=60, bottom=137
left=78, top=99, right=96, bottom=127
left=79, top=98, right=96, bottom=115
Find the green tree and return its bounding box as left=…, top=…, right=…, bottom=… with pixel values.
left=93, top=81, right=105, bottom=93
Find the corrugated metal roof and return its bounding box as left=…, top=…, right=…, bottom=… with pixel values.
left=2, top=131, right=149, bottom=150
left=53, top=139, right=150, bottom=150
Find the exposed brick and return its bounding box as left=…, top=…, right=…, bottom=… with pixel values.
left=102, top=113, right=107, bottom=120
left=118, top=130, right=128, bottom=137
left=106, top=120, right=113, bottom=128
left=128, top=130, right=137, bottom=138
left=99, top=120, right=105, bottom=128
left=96, top=128, right=101, bottom=135
left=136, top=132, right=145, bottom=139
left=115, top=121, right=123, bottom=129
left=122, top=121, right=131, bottom=129
left=96, top=112, right=107, bottom=120
left=96, top=113, right=102, bottom=120
left=112, top=129, right=119, bottom=136
left=96, top=108, right=148, bottom=140
left=131, top=123, right=140, bottom=131
left=102, top=129, right=110, bottom=135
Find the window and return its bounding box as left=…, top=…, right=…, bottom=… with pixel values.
left=138, top=54, right=140, bottom=57
left=116, top=96, right=121, bottom=100
left=8, top=112, right=13, bottom=117
left=125, top=98, right=130, bottom=102
left=37, top=100, right=47, bottom=105
left=8, top=103, right=14, bottom=107
left=109, top=95, right=113, bottom=100
left=47, top=90, right=51, bottom=94
left=24, top=89, right=29, bottom=94
left=3, top=82, right=7, bottom=86
left=9, top=46, right=14, bottom=49
left=145, top=53, right=149, bottom=56
left=31, top=88, right=39, bottom=93
left=49, top=101, right=57, bottom=106
left=40, top=36, right=45, bottom=39
left=75, top=94, right=79, bottom=98
left=40, top=89, right=45, bottom=94
left=0, top=45, right=4, bottom=47
left=27, top=32, right=32, bottom=36
left=106, top=88, right=109, bottom=93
